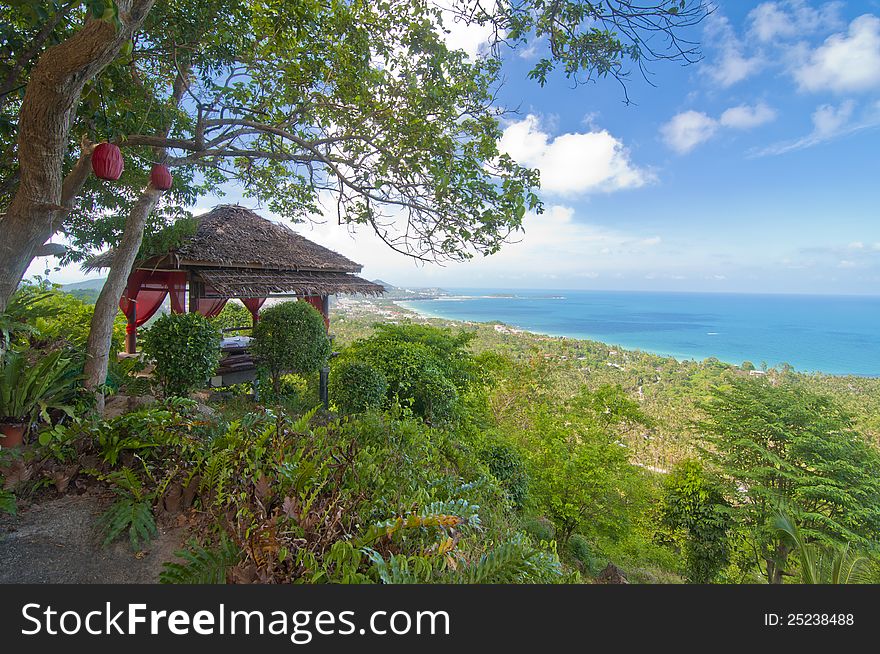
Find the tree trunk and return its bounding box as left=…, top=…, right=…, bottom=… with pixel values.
left=766, top=543, right=791, bottom=584
left=83, top=186, right=161, bottom=409
left=0, top=1, right=156, bottom=314
left=83, top=69, right=188, bottom=409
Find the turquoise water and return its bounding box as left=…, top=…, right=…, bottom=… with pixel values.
left=400, top=289, right=880, bottom=377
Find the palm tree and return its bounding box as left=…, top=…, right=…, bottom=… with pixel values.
left=773, top=508, right=868, bottom=584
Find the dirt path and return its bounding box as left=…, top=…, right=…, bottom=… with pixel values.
left=0, top=491, right=186, bottom=583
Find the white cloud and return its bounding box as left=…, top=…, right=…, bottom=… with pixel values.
left=291, top=200, right=673, bottom=287
left=663, top=103, right=779, bottom=154
left=811, top=100, right=855, bottom=136
left=498, top=115, right=652, bottom=195
left=704, top=14, right=763, bottom=87
left=660, top=111, right=719, bottom=153
left=433, top=1, right=495, bottom=59
left=794, top=14, right=880, bottom=93
left=719, top=103, right=777, bottom=129
left=752, top=100, right=867, bottom=155
left=748, top=1, right=843, bottom=43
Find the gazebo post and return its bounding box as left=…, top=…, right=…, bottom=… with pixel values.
left=321, top=295, right=330, bottom=332
left=188, top=277, right=200, bottom=313
left=319, top=294, right=331, bottom=409
left=125, top=302, right=137, bottom=354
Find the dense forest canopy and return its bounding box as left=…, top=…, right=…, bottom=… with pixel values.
left=0, top=0, right=708, bottom=311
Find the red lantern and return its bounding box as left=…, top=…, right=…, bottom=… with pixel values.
left=91, top=142, right=124, bottom=180
left=150, top=163, right=173, bottom=191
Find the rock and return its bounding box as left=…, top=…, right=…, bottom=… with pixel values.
left=194, top=403, right=218, bottom=419
left=162, top=482, right=183, bottom=514
left=102, top=394, right=157, bottom=420
left=594, top=563, right=629, bottom=584
left=101, top=395, right=130, bottom=420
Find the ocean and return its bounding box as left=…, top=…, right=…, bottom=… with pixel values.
left=399, top=289, right=880, bottom=377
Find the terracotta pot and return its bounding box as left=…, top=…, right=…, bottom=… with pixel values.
left=0, top=422, right=26, bottom=448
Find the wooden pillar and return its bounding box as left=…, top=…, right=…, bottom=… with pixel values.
left=188, top=279, right=201, bottom=313
left=321, top=294, right=330, bottom=332
left=319, top=366, right=329, bottom=410
left=125, top=302, right=137, bottom=354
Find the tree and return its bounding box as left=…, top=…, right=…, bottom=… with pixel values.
left=1, top=1, right=708, bottom=301
left=0, top=1, right=157, bottom=310
left=659, top=459, right=731, bottom=584
left=0, top=1, right=709, bottom=398
left=520, top=393, right=650, bottom=547
left=697, top=378, right=880, bottom=583
left=772, top=508, right=869, bottom=585
left=250, top=301, right=331, bottom=398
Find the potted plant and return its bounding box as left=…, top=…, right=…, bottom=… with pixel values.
left=0, top=348, right=78, bottom=448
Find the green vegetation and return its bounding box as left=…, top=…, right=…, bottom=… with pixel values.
left=250, top=302, right=331, bottom=398
left=329, top=361, right=388, bottom=415
left=0, top=348, right=80, bottom=425
left=336, top=324, right=476, bottom=424
left=659, top=460, right=731, bottom=584
left=141, top=313, right=222, bottom=397
left=698, top=379, right=880, bottom=583
left=212, top=301, right=253, bottom=335
left=3, top=290, right=880, bottom=585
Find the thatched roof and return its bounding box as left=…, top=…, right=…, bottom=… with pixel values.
left=196, top=269, right=384, bottom=297
left=85, top=205, right=362, bottom=273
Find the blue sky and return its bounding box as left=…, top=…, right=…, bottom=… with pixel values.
left=33, top=1, right=880, bottom=294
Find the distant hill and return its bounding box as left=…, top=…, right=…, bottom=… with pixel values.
left=57, top=276, right=446, bottom=304
left=60, top=278, right=106, bottom=304
left=61, top=278, right=106, bottom=292
left=370, top=280, right=449, bottom=300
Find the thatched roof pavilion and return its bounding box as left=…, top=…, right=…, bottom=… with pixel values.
left=86, top=205, right=384, bottom=356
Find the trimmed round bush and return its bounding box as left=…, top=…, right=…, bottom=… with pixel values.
left=250, top=301, right=331, bottom=397
left=330, top=361, right=387, bottom=415
left=141, top=313, right=221, bottom=396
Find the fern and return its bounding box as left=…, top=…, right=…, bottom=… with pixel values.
left=160, top=537, right=240, bottom=584
left=290, top=406, right=319, bottom=433
left=99, top=496, right=157, bottom=550
left=364, top=549, right=436, bottom=584
left=199, top=448, right=232, bottom=507
left=359, top=499, right=482, bottom=546
left=456, top=540, right=538, bottom=584
left=0, top=489, right=16, bottom=516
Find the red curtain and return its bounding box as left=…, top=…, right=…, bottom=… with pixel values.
left=302, top=295, right=329, bottom=330
left=242, top=297, right=266, bottom=323
left=119, top=270, right=189, bottom=328
left=196, top=297, right=228, bottom=317
left=168, top=272, right=187, bottom=314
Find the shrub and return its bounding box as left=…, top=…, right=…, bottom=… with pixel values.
left=341, top=339, right=460, bottom=423
left=330, top=361, right=387, bottom=415
left=5, top=282, right=126, bottom=353
left=522, top=516, right=555, bottom=542
left=0, top=347, right=80, bottom=425
left=141, top=313, right=221, bottom=396
left=567, top=534, right=603, bottom=574
left=479, top=439, right=528, bottom=509
left=250, top=301, right=330, bottom=397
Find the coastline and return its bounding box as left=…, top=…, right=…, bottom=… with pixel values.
left=335, top=295, right=880, bottom=380
left=396, top=298, right=880, bottom=380
left=397, top=299, right=725, bottom=367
